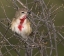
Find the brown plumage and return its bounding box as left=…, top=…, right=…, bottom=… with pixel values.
left=10, top=8, right=32, bottom=40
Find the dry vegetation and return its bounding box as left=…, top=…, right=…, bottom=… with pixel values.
left=0, top=0, right=64, bottom=56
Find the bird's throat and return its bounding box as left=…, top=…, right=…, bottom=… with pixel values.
left=18, top=16, right=26, bottom=31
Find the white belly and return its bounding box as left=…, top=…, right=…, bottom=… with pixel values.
left=11, top=19, right=32, bottom=39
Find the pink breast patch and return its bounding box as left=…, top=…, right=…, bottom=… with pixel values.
left=18, top=24, right=24, bottom=31
left=18, top=16, right=26, bottom=31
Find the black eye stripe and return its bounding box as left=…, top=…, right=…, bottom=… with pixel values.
left=21, top=12, right=24, bottom=13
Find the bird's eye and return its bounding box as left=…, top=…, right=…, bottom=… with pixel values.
left=21, top=11, right=24, bottom=13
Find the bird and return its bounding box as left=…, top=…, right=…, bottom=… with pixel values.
left=10, top=8, right=32, bottom=41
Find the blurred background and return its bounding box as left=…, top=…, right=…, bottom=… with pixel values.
left=0, top=0, right=64, bottom=56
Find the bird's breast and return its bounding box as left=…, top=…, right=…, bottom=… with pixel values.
left=18, top=18, right=26, bottom=31
left=11, top=18, right=32, bottom=36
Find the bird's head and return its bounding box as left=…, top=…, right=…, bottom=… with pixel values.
left=15, top=8, right=31, bottom=19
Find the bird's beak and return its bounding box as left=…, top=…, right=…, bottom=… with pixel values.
left=27, top=11, right=32, bottom=17
left=27, top=11, right=31, bottom=14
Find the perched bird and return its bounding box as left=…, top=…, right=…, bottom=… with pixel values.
left=10, top=8, right=32, bottom=40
